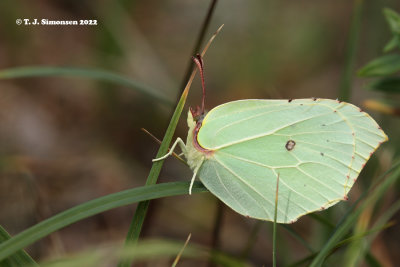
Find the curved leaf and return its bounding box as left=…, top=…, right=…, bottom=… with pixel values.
left=384, top=8, right=400, bottom=34
left=358, top=54, right=400, bottom=77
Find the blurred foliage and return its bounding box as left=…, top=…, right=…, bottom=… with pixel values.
left=0, top=0, right=400, bottom=266
left=358, top=7, right=400, bottom=121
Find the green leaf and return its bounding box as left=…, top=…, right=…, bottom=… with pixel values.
left=0, top=66, right=172, bottom=105
left=383, top=8, right=400, bottom=34
left=0, top=225, right=38, bottom=267
left=358, top=54, right=400, bottom=77
left=366, top=77, right=400, bottom=93
left=383, top=35, right=400, bottom=53
left=0, top=181, right=208, bottom=261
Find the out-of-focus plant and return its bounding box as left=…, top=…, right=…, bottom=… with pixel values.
left=358, top=8, right=400, bottom=116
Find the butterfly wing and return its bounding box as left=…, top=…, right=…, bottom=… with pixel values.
left=196, top=99, right=387, bottom=223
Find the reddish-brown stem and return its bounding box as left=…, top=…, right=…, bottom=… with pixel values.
left=192, top=54, right=206, bottom=114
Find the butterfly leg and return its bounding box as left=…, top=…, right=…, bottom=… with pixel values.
left=152, top=137, right=186, bottom=162
left=188, top=160, right=204, bottom=195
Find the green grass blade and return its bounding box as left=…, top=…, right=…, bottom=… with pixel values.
left=287, top=220, right=394, bottom=266
left=286, top=224, right=390, bottom=267
left=309, top=160, right=400, bottom=267
left=345, top=199, right=400, bottom=266
left=0, top=225, right=38, bottom=267
left=118, top=84, right=190, bottom=267
left=0, top=181, right=208, bottom=261
left=337, top=222, right=394, bottom=248
left=0, top=66, right=172, bottom=105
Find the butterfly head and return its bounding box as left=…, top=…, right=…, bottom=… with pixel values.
left=190, top=106, right=206, bottom=124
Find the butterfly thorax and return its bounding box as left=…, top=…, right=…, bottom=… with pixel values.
left=185, top=110, right=213, bottom=171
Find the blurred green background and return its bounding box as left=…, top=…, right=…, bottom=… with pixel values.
left=0, top=0, right=400, bottom=266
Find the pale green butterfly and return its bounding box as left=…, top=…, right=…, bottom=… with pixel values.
left=154, top=55, right=388, bottom=223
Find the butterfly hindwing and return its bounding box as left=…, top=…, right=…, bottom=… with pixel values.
left=196, top=99, right=387, bottom=223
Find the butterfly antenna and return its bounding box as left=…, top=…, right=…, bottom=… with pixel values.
left=192, top=54, right=206, bottom=114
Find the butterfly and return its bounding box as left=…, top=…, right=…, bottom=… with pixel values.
left=154, top=55, right=388, bottom=223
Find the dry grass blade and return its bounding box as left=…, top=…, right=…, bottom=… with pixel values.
left=172, top=233, right=192, bottom=267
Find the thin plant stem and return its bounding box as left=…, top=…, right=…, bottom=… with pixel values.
left=273, top=174, right=280, bottom=267
left=338, top=0, right=364, bottom=101
left=172, top=233, right=192, bottom=267
left=178, top=0, right=219, bottom=96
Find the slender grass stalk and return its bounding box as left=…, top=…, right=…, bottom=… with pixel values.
left=0, top=66, right=171, bottom=105
left=272, top=174, right=280, bottom=267
left=178, top=0, right=219, bottom=96
left=172, top=233, right=192, bottom=267
left=348, top=199, right=400, bottom=266
left=0, top=181, right=208, bottom=261
left=118, top=25, right=223, bottom=267
left=338, top=0, right=364, bottom=101
left=288, top=186, right=400, bottom=267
